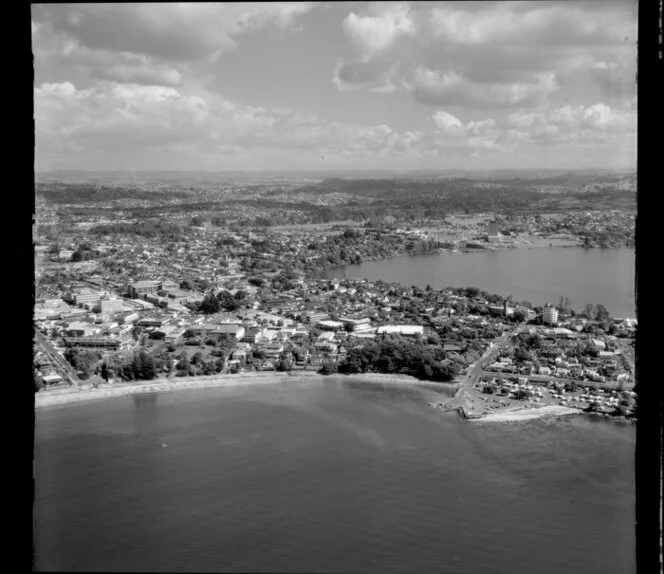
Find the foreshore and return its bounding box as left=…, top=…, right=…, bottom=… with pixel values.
left=469, top=405, right=581, bottom=422
left=34, top=372, right=429, bottom=409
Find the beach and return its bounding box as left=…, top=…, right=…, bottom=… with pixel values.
left=34, top=372, right=427, bottom=409
left=472, top=404, right=581, bottom=422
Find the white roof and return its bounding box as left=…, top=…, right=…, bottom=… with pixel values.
left=317, top=331, right=336, bottom=341
left=377, top=325, right=424, bottom=335
left=318, top=320, right=344, bottom=328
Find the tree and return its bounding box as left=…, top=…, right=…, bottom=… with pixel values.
left=217, top=290, right=239, bottom=311
left=100, top=362, right=110, bottom=382
left=514, top=346, right=532, bottom=362
left=513, top=309, right=528, bottom=323
left=180, top=279, right=195, bottom=291
left=594, top=304, right=610, bottom=323
left=133, top=351, right=157, bottom=380
left=276, top=358, right=291, bottom=372
left=427, top=333, right=441, bottom=346
left=319, top=361, right=338, bottom=375
left=200, top=293, right=221, bottom=314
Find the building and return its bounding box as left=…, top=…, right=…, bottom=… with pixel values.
left=242, top=326, right=265, bottom=344
left=316, top=331, right=336, bottom=343
left=129, top=280, right=160, bottom=299
left=201, top=324, right=246, bottom=340
left=64, top=336, right=135, bottom=351
left=339, top=317, right=372, bottom=332
left=70, top=289, right=107, bottom=308
left=542, top=305, right=559, bottom=325
left=376, top=325, right=424, bottom=337
left=99, top=298, right=124, bottom=315
left=317, top=320, right=344, bottom=331
left=488, top=219, right=500, bottom=236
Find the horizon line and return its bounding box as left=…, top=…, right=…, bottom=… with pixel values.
left=35, top=167, right=636, bottom=174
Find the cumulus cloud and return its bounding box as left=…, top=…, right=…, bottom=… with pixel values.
left=507, top=102, right=636, bottom=145
left=32, top=4, right=317, bottom=90
left=343, top=2, right=416, bottom=55
left=408, top=67, right=558, bottom=109
left=34, top=80, right=435, bottom=167
left=428, top=2, right=633, bottom=46
left=34, top=76, right=636, bottom=171
left=334, top=1, right=636, bottom=106
left=32, top=3, right=315, bottom=63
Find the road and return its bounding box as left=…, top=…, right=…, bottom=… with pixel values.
left=35, top=330, right=80, bottom=387
left=442, top=330, right=516, bottom=414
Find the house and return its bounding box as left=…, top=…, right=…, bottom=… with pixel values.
left=591, top=338, right=606, bottom=350
left=242, top=326, right=265, bottom=344
left=538, top=366, right=552, bottom=376
left=42, top=373, right=63, bottom=385
left=263, top=343, right=284, bottom=358
left=201, top=324, right=246, bottom=340
left=154, top=325, right=186, bottom=344
left=317, top=331, right=336, bottom=343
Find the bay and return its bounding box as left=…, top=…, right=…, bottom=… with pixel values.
left=326, top=247, right=636, bottom=318
left=34, top=379, right=635, bottom=573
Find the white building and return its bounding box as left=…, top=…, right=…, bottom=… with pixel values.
left=542, top=305, right=559, bottom=325
left=99, top=298, right=124, bottom=315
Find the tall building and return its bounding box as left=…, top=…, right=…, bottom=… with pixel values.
left=543, top=305, right=559, bottom=325
left=488, top=220, right=499, bottom=236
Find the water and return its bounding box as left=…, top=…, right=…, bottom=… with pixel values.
left=326, top=247, right=636, bottom=318
left=34, top=380, right=635, bottom=573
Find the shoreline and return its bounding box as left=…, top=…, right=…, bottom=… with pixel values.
left=468, top=404, right=581, bottom=422
left=34, top=372, right=439, bottom=409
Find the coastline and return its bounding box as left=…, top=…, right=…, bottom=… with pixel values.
left=469, top=404, right=581, bottom=422
left=34, top=372, right=432, bottom=409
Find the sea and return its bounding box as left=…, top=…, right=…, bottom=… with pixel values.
left=326, top=247, right=636, bottom=319
left=34, top=379, right=635, bottom=573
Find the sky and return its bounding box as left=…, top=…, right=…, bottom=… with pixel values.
left=32, top=1, right=637, bottom=172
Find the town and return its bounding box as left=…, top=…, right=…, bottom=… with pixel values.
left=34, top=182, right=637, bottom=420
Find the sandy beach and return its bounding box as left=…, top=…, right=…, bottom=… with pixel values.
left=34, top=372, right=428, bottom=409
left=471, top=405, right=581, bottom=422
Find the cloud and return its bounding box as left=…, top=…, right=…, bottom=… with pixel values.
left=34, top=77, right=636, bottom=171
left=428, top=2, right=633, bottom=46
left=507, top=102, right=636, bottom=145
left=32, top=3, right=315, bottom=63
left=407, top=67, right=558, bottom=108
left=343, top=2, right=416, bottom=54
left=34, top=80, right=432, bottom=166
left=335, top=1, right=636, bottom=106
left=333, top=57, right=398, bottom=92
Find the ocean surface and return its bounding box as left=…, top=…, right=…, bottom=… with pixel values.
left=326, top=247, right=636, bottom=318
left=34, top=379, right=635, bottom=573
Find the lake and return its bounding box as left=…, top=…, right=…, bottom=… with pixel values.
left=326, top=247, right=636, bottom=318
left=34, top=379, right=635, bottom=573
